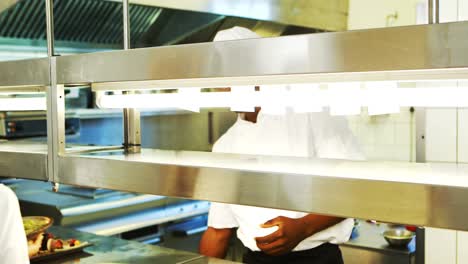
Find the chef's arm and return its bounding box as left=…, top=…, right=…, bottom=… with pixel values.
left=256, top=214, right=345, bottom=256
left=199, top=227, right=234, bottom=259
left=300, top=213, right=345, bottom=237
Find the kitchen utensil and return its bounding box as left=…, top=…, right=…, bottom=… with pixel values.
left=383, top=229, right=415, bottom=248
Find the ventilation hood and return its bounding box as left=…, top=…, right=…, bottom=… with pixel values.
left=0, top=0, right=346, bottom=59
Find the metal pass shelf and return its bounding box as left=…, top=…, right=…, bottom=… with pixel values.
left=58, top=148, right=468, bottom=231
left=55, top=21, right=468, bottom=89
left=0, top=57, right=49, bottom=90
left=0, top=141, right=48, bottom=181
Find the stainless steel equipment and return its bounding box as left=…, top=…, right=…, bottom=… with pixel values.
left=383, top=229, right=415, bottom=248
left=0, top=111, right=79, bottom=138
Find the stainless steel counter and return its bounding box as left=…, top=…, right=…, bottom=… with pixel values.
left=341, top=222, right=415, bottom=264
left=57, top=148, right=468, bottom=231
left=42, top=226, right=235, bottom=264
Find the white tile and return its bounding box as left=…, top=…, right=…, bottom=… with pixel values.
left=425, top=228, right=457, bottom=264
left=460, top=0, right=468, bottom=21
left=439, top=0, right=458, bottom=22
left=358, top=123, right=376, bottom=145
left=457, top=231, right=468, bottom=263
left=458, top=109, right=468, bottom=163
left=425, top=108, right=457, bottom=162
left=391, top=107, right=413, bottom=123
left=388, top=145, right=411, bottom=161
left=395, top=123, right=411, bottom=145
left=375, top=123, right=395, bottom=145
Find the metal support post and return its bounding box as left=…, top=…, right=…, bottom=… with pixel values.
left=122, top=0, right=141, bottom=153
left=428, top=0, right=439, bottom=24
left=45, top=0, right=62, bottom=191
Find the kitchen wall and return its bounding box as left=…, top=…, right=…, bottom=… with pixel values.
left=347, top=108, right=414, bottom=161
left=347, top=0, right=423, bottom=162
left=348, top=0, right=468, bottom=263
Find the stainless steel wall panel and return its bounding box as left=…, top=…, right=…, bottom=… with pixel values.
left=56, top=21, right=468, bottom=88
left=58, top=149, right=468, bottom=231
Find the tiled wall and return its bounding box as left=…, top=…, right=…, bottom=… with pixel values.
left=347, top=107, right=414, bottom=161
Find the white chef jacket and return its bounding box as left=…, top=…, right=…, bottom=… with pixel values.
left=0, top=184, right=29, bottom=264
left=208, top=111, right=364, bottom=252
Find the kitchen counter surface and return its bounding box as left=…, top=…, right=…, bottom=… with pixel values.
left=39, top=226, right=234, bottom=264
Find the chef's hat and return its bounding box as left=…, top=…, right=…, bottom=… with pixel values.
left=213, top=26, right=260, bottom=42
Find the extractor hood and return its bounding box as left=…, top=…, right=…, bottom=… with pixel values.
left=0, top=0, right=344, bottom=58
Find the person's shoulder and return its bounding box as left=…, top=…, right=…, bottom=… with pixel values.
left=212, top=119, right=244, bottom=153
left=0, top=184, right=20, bottom=208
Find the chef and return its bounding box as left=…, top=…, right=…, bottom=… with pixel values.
left=0, top=183, right=30, bottom=263
left=199, top=27, right=364, bottom=264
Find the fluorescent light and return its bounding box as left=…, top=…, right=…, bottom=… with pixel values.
left=0, top=97, right=46, bottom=111
left=365, top=81, right=400, bottom=116
left=96, top=81, right=468, bottom=114
left=231, top=86, right=256, bottom=112
left=328, top=82, right=361, bottom=116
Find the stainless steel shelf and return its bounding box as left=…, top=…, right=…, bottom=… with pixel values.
left=0, top=141, right=48, bottom=181
left=56, top=21, right=468, bottom=89
left=57, top=148, right=468, bottom=231
left=0, top=58, right=50, bottom=89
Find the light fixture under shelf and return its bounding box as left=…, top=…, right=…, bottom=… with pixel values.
left=0, top=96, right=46, bottom=111
left=95, top=81, right=468, bottom=115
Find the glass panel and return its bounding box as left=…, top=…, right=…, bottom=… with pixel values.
left=53, top=0, right=123, bottom=55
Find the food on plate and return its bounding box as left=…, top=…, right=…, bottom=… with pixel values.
left=23, top=217, right=84, bottom=259
left=27, top=232, right=83, bottom=258
left=23, top=216, right=53, bottom=240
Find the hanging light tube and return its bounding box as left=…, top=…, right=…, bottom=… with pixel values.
left=96, top=81, right=468, bottom=115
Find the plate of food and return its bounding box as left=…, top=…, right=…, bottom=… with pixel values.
left=29, top=233, right=92, bottom=262
left=23, top=216, right=92, bottom=262
left=23, top=216, right=53, bottom=240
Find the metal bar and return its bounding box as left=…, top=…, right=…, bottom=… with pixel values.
left=45, top=0, right=54, bottom=57
left=122, top=0, right=141, bottom=153
left=56, top=21, right=468, bottom=87
left=123, top=0, right=130, bottom=49
left=57, top=149, right=468, bottom=231
left=0, top=58, right=50, bottom=88
left=47, top=56, right=65, bottom=188
left=428, top=0, right=439, bottom=24
left=123, top=106, right=141, bottom=153
left=415, top=108, right=426, bottom=163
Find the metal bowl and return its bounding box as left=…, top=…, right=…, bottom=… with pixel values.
left=383, top=229, right=415, bottom=248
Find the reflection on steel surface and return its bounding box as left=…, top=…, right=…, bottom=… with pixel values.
left=0, top=58, right=49, bottom=88
left=57, top=149, right=468, bottom=231
left=57, top=21, right=468, bottom=88
left=0, top=142, right=47, bottom=180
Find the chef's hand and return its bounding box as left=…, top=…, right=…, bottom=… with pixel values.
left=255, top=216, right=308, bottom=256
left=28, top=233, right=44, bottom=258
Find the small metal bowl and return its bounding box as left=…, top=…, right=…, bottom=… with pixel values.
left=383, top=229, right=415, bottom=248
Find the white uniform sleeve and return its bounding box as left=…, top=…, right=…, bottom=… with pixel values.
left=0, top=184, right=30, bottom=264
left=207, top=202, right=239, bottom=229
left=309, top=113, right=365, bottom=161
left=294, top=218, right=355, bottom=251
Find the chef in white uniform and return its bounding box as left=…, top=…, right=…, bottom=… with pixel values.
left=0, top=184, right=29, bottom=263
left=199, top=27, right=364, bottom=264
